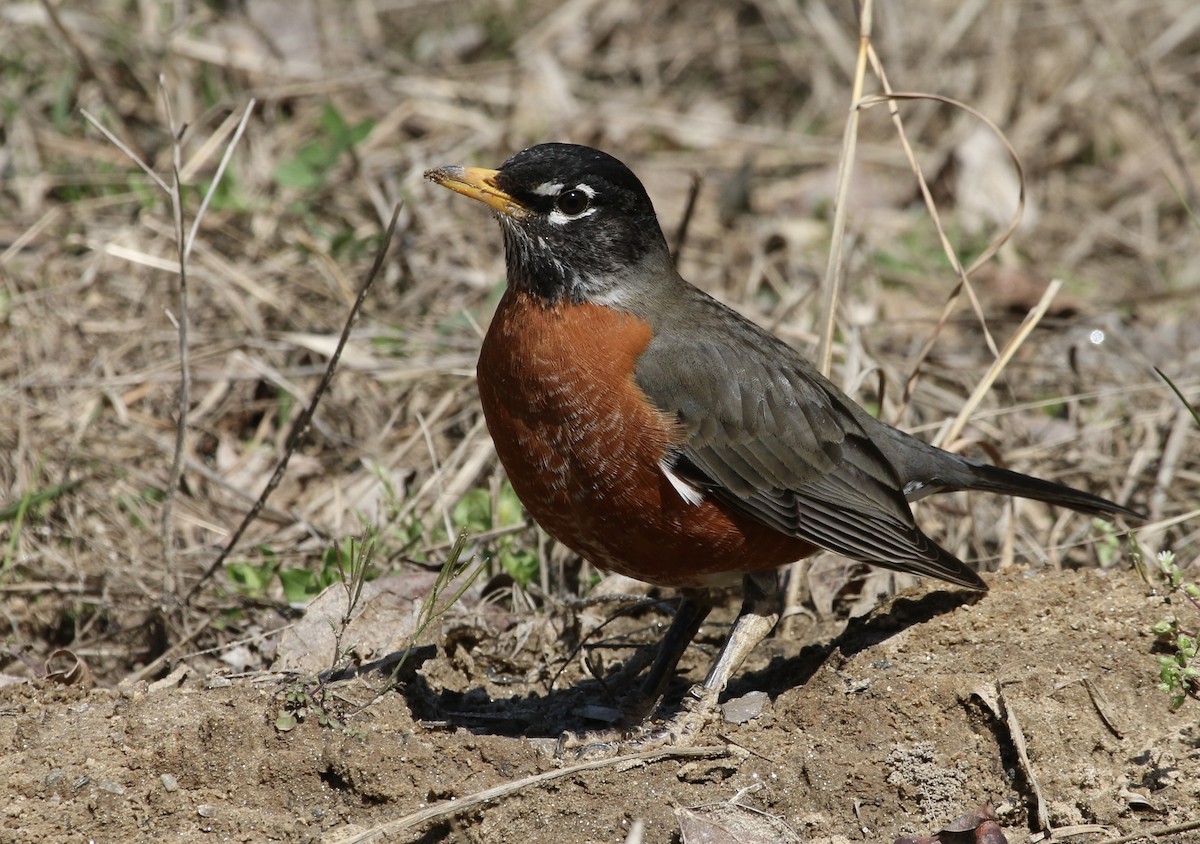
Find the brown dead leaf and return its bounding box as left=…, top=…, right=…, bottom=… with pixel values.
left=44, top=649, right=92, bottom=689
left=273, top=571, right=447, bottom=674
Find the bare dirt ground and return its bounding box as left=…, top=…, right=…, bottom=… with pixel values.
left=3, top=569, right=1199, bottom=843
left=2, top=1, right=1199, bottom=842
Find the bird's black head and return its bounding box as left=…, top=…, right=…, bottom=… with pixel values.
left=426, top=143, right=672, bottom=306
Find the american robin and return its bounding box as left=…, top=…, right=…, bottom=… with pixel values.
left=425, top=143, right=1140, bottom=731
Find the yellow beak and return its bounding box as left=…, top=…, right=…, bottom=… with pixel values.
left=424, top=165, right=528, bottom=218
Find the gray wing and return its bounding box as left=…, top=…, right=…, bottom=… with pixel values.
left=635, top=317, right=984, bottom=589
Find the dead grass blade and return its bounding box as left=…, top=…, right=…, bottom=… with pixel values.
left=816, top=0, right=873, bottom=379
left=1097, top=818, right=1200, bottom=844
left=854, top=89, right=1027, bottom=418
left=1155, top=367, right=1200, bottom=429
left=936, top=279, right=1063, bottom=450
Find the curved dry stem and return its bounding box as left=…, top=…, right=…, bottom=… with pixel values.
left=854, top=88, right=1027, bottom=420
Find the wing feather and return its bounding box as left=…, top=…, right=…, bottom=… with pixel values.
left=635, top=300, right=982, bottom=588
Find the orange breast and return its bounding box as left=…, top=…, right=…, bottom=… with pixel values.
left=476, top=289, right=815, bottom=587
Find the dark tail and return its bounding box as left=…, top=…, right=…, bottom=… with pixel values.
left=951, top=458, right=1144, bottom=521
left=866, top=418, right=1145, bottom=521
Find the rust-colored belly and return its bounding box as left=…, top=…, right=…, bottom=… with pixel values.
left=476, top=289, right=814, bottom=587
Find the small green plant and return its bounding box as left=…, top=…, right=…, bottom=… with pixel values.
left=2, top=475, right=83, bottom=575
left=273, top=103, right=378, bottom=259
left=1146, top=549, right=1200, bottom=710
left=328, top=532, right=376, bottom=665
left=273, top=532, right=483, bottom=733
left=1093, top=518, right=1123, bottom=568
left=274, top=681, right=367, bottom=739
left=273, top=533, right=377, bottom=737
left=225, top=549, right=279, bottom=597
left=274, top=104, right=374, bottom=192
left=388, top=531, right=483, bottom=685
left=278, top=538, right=364, bottom=604
left=1141, top=366, right=1200, bottom=709
left=448, top=483, right=538, bottom=584
left=227, top=537, right=369, bottom=605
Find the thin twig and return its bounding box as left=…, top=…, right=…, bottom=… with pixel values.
left=185, top=99, right=256, bottom=261
left=793, top=0, right=873, bottom=636
left=327, top=745, right=732, bottom=843
left=79, top=111, right=168, bottom=192
left=1098, top=818, right=1200, bottom=844
left=185, top=204, right=404, bottom=604
left=972, top=681, right=1049, bottom=833
left=862, top=56, right=1002, bottom=362
left=85, top=90, right=254, bottom=597
left=816, top=0, right=872, bottom=379
left=670, top=172, right=703, bottom=263
left=158, top=80, right=189, bottom=590
left=853, top=90, right=1027, bottom=418
left=119, top=609, right=220, bottom=685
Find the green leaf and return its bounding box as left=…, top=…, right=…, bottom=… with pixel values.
left=1151, top=620, right=1175, bottom=636
left=226, top=561, right=277, bottom=595
left=279, top=568, right=319, bottom=603
left=275, top=712, right=297, bottom=732
left=347, top=118, right=375, bottom=146
left=453, top=489, right=492, bottom=533
left=298, top=141, right=334, bottom=169
left=274, top=159, right=320, bottom=190
left=320, top=103, right=349, bottom=138
left=496, top=483, right=526, bottom=526
left=500, top=548, right=539, bottom=585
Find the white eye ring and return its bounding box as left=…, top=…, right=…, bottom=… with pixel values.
left=546, top=183, right=598, bottom=225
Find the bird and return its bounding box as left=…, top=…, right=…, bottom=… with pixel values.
left=425, top=143, right=1140, bottom=734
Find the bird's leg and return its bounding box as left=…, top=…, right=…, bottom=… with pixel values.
left=563, top=575, right=778, bottom=755
left=623, top=588, right=714, bottom=723
left=666, top=571, right=781, bottom=738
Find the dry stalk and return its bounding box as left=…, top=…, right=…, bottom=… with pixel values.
left=816, top=0, right=872, bottom=379
left=854, top=87, right=1026, bottom=420
left=185, top=203, right=403, bottom=604
left=789, top=0, right=875, bottom=635
left=327, top=744, right=732, bottom=844
left=83, top=91, right=255, bottom=598
left=936, top=279, right=1063, bottom=449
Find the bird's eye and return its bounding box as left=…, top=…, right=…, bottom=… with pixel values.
left=555, top=189, right=591, bottom=217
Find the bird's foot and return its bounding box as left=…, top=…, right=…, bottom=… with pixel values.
left=655, top=681, right=720, bottom=740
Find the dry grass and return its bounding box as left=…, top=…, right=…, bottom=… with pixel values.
left=1, top=0, right=1198, bottom=684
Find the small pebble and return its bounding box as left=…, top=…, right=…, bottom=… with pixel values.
left=722, top=690, right=770, bottom=724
